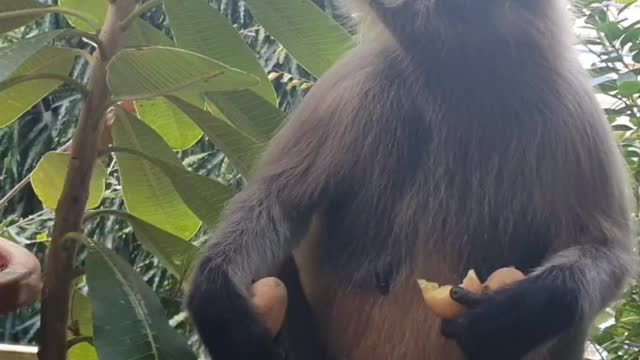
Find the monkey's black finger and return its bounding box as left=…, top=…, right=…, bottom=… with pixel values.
left=449, top=286, right=486, bottom=308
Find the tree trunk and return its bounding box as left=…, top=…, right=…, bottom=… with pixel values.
left=38, top=1, right=135, bottom=359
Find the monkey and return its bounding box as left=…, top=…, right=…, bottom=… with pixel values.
left=185, top=0, right=637, bottom=359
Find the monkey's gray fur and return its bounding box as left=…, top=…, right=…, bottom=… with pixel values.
left=186, top=0, right=637, bottom=359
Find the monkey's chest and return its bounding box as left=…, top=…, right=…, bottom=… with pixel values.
left=314, top=191, right=552, bottom=287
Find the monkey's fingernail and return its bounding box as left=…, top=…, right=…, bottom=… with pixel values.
left=450, top=286, right=463, bottom=298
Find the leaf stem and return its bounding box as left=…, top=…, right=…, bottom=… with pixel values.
left=66, top=336, right=93, bottom=349
left=83, top=208, right=127, bottom=224
left=0, top=73, right=90, bottom=97
left=0, top=7, right=101, bottom=31
left=63, top=29, right=109, bottom=60
left=119, top=0, right=162, bottom=31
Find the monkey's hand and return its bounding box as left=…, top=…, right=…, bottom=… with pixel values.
left=440, top=278, right=580, bottom=360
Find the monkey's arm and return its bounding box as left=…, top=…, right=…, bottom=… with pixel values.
left=442, top=242, right=635, bottom=360
left=186, top=117, right=340, bottom=359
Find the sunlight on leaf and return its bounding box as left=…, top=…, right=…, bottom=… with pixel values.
left=31, top=152, right=107, bottom=210
left=113, top=107, right=202, bottom=239
left=59, top=0, right=107, bottom=32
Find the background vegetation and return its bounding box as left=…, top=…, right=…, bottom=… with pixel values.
left=0, top=0, right=638, bottom=359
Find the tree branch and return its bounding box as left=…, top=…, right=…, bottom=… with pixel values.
left=37, top=1, right=136, bottom=360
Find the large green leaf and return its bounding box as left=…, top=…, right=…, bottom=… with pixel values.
left=86, top=242, right=197, bottom=360
left=0, top=30, right=67, bottom=81
left=125, top=19, right=174, bottom=48
left=206, top=90, right=285, bottom=142
left=113, top=107, right=201, bottom=239
left=135, top=96, right=203, bottom=150
left=163, top=0, right=276, bottom=104
left=106, top=46, right=261, bottom=101
left=119, top=212, right=199, bottom=278
left=59, top=0, right=108, bottom=32
left=0, top=46, right=76, bottom=128
left=168, top=95, right=265, bottom=177
left=243, top=0, right=355, bottom=78
left=31, top=152, right=107, bottom=210
left=0, top=0, right=50, bottom=34
left=112, top=146, right=234, bottom=229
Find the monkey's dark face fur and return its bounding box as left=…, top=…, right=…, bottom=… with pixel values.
left=186, top=1, right=636, bottom=360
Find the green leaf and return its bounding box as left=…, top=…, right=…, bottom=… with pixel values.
left=86, top=242, right=197, bottom=360
left=612, top=123, right=634, bottom=132
left=70, top=290, right=94, bottom=337
left=135, top=96, right=203, bottom=150
left=112, top=146, right=234, bottom=229
left=243, top=0, right=355, bottom=78
left=621, top=27, right=640, bottom=49
left=206, top=89, right=285, bottom=142
left=107, top=46, right=261, bottom=101
left=31, top=152, right=107, bottom=210
left=0, top=0, right=49, bottom=34
left=0, top=46, right=75, bottom=128
left=598, top=21, right=625, bottom=43
left=0, top=29, right=67, bottom=81
left=168, top=95, right=265, bottom=177
left=164, top=0, right=277, bottom=104
left=59, top=0, right=108, bottom=32
left=618, top=80, right=640, bottom=97
left=69, top=343, right=98, bottom=360
left=113, top=107, right=201, bottom=239
left=118, top=212, right=199, bottom=277
left=125, top=19, right=174, bottom=48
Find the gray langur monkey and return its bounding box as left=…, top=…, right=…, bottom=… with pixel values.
left=186, top=0, right=637, bottom=359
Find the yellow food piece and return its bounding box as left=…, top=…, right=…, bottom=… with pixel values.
left=461, top=269, right=482, bottom=293
left=417, top=270, right=482, bottom=319
left=417, top=267, right=525, bottom=319
left=250, top=277, right=288, bottom=337
left=418, top=283, right=465, bottom=319
left=481, top=267, right=525, bottom=293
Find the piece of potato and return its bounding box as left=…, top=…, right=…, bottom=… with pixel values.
left=481, top=267, right=525, bottom=293
left=417, top=267, right=525, bottom=319
left=460, top=269, right=482, bottom=293
left=417, top=269, right=482, bottom=319
left=250, top=277, right=288, bottom=337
